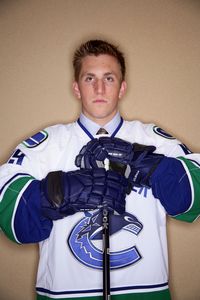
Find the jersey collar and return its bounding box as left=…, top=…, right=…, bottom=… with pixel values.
left=77, top=112, right=123, bottom=140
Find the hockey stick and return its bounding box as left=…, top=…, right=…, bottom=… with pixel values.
left=103, top=159, right=127, bottom=300
left=102, top=207, right=110, bottom=300
left=103, top=158, right=110, bottom=300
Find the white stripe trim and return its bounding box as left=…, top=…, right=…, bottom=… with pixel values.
left=176, top=158, right=194, bottom=214
left=30, top=137, right=39, bottom=144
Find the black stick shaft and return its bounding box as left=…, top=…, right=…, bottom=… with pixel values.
left=102, top=208, right=110, bottom=300
left=103, top=159, right=126, bottom=299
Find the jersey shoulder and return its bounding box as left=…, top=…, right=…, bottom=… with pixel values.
left=6, top=122, right=76, bottom=167
left=18, top=122, right=75, bottom=152
left=122, top=120, right=178, bottom=142
left=122, top=120, right=191, bottom=156
left=3, top=122, right=76, bottom=179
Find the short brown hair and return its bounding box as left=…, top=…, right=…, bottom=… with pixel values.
left=73, top=39, right=126, bottom=81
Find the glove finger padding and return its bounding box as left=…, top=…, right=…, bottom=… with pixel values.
left=75, top=137, right=133, bottom=169
left=41, top=168, right=128, bottom=220
left=104, top=170, right=129, bottom=215
left=75, top=140, right=106, bottom=168
left=128, top=143, right=164, bottom=187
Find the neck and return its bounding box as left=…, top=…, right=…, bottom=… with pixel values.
left=82, top=112, right=118, bottom=126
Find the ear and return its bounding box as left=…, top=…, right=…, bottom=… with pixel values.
left=72, top=81, right=81, bottom=99
left=119, top=81, right=127, bottom=99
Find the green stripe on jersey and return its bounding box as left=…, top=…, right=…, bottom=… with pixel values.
left=37, top=289, right=171, bottom=300
left=0, top=176, right=33, bottom=242
left=174, top=157, right=200, bottom=222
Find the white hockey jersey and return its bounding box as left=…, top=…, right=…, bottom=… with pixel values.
left=0, top=119, right=200, bottom=300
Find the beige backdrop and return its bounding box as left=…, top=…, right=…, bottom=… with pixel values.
left=0, top=1, right=200, bottom=299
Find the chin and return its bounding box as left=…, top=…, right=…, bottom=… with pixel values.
left=92, top=112, right=110, bottom=119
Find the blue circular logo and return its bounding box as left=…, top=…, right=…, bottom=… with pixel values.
left=68, top=211, right=143, bottom=270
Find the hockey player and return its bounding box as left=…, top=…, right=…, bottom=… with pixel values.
left=0, top=39, right=200, bottom=300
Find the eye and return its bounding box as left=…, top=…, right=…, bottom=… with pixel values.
left=85, top=76, right=94, bottom=82
left=105, top=76, right=114, bottom=82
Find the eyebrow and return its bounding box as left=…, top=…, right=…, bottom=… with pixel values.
left=80, top=71, right=117, bottom=79
left=81, top=72, right=95, bottom=77
left=104, top=72, right=116, bottom=77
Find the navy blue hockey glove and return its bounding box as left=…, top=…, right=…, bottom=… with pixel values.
left=127, top=143, right=164, bottom=188
left=75, top=137, right=164, bottom=188
left=41, top=168, right=129, bottom=220
left=75, top=137, right=134, bottom=169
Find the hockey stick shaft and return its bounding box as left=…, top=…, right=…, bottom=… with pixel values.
left=103, top=160, right=127, bottom=299
left=103, top=159, right=110, bottom=300
left=102, top=208, right=110, bottom=300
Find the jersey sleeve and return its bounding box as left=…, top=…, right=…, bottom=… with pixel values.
left=0, top=129, right=53, bottom=244
left=148, top=125, right=200, bottom=222
left=173, top=154, right=200, bottom=222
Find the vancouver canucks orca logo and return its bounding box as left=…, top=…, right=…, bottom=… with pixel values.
left=68, top=211, right=143, bottom=270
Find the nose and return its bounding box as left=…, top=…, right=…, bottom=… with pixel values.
left=94, top=79, right=105, bottom=95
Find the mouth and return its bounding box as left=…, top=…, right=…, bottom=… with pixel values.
left=93, top=99, right=107, bottom=103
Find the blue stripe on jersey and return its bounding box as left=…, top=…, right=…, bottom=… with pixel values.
left=14, top=180, right=53, bottom=243
left=111, top=117, right=123, bottom=137
left=77, top=119, right=94, bottom=140
left=151, top=157, right=192, bottom=216
left=179, top=143, right=193, bottom=155
left=36, top=282, right=168, bottom=295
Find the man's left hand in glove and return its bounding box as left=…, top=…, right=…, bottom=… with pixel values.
left=75, top=137, right=164, bottom=188
left=75, top=137, right=192, bottom=216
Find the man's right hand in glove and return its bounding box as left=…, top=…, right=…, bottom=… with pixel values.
left=41, top=168, right=129, bottom=220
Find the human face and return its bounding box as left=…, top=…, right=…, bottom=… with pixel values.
left=73, top=54, right=127, bottom=125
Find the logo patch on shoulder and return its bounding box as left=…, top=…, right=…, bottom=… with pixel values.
left=22, top=130, right=48, bottom=148
left=153, top=126, right=175, bottom=140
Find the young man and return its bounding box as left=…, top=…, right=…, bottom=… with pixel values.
left=0, top=40, right=200, bottom=300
